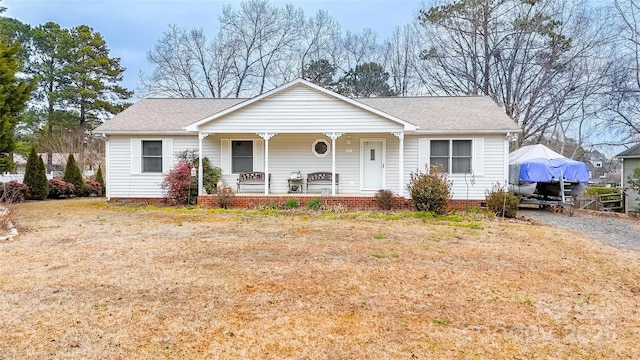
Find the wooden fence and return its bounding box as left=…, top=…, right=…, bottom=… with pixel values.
left=576, top=192, right=624, bottom=213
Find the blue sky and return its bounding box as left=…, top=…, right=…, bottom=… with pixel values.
left=4, top=0, right=425, bottom=93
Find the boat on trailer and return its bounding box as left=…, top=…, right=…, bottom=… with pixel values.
left=508, top=144, right=589, bottom=210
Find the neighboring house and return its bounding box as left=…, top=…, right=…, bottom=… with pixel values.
left=93, top=79, right=521, bottom=205
left=616, top=144, right=640, bottom=212
left=2, top=153, right=69, bottom=183
left=12, top=153, right=70, bottom=174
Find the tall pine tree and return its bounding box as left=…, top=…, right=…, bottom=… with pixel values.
left=61, top=25, right=132, bottom=131
left=0, top=42, right=35, bottom=172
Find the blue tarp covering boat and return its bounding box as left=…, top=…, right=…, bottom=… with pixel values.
left=517, top=157, right=590, bottom=183
left=508, top=144, right=589, bottom=200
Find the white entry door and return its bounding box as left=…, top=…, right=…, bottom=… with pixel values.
left=362, top=140, right=384, bottom=190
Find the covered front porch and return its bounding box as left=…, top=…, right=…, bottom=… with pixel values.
left=182, top=80, right=418, bottom=198
left=194, top=131, right=409, bottom=197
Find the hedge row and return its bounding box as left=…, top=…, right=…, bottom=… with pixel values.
left=0, top=179, right=103, bottom=203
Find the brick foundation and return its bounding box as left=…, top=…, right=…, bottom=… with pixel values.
left=108, top=196, right=484, bottom=211
left=196, top=194, right=484, bottom=211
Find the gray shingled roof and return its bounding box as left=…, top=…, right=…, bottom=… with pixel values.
left=94, top=98, right=246, bottom=133
left=94, top=93, right=520, bottom=134
left=616, top=143, right=640, bottom=158
left=356, top=96, right=519, bottom=132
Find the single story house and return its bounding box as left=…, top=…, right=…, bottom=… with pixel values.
left=616, top=144, right=640, bottom=212
left=12, top=152, right=70, bottom=174
left=93, top=79, right=521, bottom=207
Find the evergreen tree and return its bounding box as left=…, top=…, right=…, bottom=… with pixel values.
left=61, top=25, right=132, bottom=131
left=0, top=42, right=36, bottom=172
left=23, top=146, right=48, bottom=200
left=62, top=153, right=84, bottom=197
left=336, top=62, right=395, bottom=97
left=302, top=59, right=337, bottom=90
left=94, top=164, right=105, bottom=195
left=27, top=23, right=131, bottom=171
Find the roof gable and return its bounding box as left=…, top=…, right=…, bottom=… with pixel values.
left=184, top=79, right=417, bottom=132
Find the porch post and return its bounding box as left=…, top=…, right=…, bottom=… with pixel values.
left=393, top=132, right=404, bottom=196
left=324, top=132, right=343, bottom=196
left=258, top=132, right=276, bottom=195
left=197, top=132, right=212, bottom=196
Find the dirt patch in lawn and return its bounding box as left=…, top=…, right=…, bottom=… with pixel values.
left=1, top=198, right=639, bottom=359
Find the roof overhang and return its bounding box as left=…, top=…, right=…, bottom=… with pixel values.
left=184, top=79, right=418, bottom=132
left=410, top=129, right=522, bottom=135
left=93, top=131, right=191, bottom=136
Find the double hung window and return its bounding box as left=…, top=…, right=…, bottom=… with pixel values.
left=142, top=140, right=163, bottom=173
left=232, top=140, right=253, bottom=173
left=430, top=140, right=472, bottom=174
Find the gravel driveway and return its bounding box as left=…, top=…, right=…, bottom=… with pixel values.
left=520, top=209, right=640, bottom=251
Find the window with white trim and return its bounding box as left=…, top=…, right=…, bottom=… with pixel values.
left=142, top=140, right=163, bottom=173
left=232, top=140, right=253, bottom=173
left=430, top=139, right=472, bottom=174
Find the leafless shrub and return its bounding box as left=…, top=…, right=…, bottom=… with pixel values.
left=216, top=188, right=235, bottom=209
left=374, top=189, right=395, bottom=210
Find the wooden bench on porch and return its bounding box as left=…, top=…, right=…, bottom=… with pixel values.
left=237, top=172, right=271, bottom=193
left=306, top=172, right=339, bottom=193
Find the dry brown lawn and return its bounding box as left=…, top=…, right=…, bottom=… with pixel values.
left=1, top=198, right=639, bottom=359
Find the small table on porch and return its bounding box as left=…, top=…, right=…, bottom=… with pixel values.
left=287, top=178, right=303, bottom=193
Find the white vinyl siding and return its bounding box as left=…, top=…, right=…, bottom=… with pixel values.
left=107, top=135, right=197, bottom=199
left=198, top=85, right=404, bottom=134
left=107, top=133, right=507, bottom=200
left=408, top=135, right=506, bottom=200
left=205, top=133, right=399, bottom=194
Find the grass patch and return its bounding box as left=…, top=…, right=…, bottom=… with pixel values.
left=2, top=198, right=640, bottom=359
left=432, top=318, right=450, bottom=326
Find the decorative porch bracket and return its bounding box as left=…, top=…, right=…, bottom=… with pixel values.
left=198, top=132, right=213, bottom=196
left=392, top=132, right=405, bottom=197
left=257, top=132, right=277, bottom=195
left=323, top=132, right=343, bottom=196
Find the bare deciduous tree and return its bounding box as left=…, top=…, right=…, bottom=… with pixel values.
left=297, top=9, right=342, bottom=80
left=606, top=0, right=640, bottom=145
left=383, top=23, right=423, bottom=97
left=339, top=28, right=380, bottom=74
left=218, top=0, right=304, bottom=97
left=142, top=24, right=242, bottom=99
left=417, top=0, right=615, bottom=148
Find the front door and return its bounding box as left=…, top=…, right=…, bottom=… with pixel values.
left=362, top=140, right=384, bottom=190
